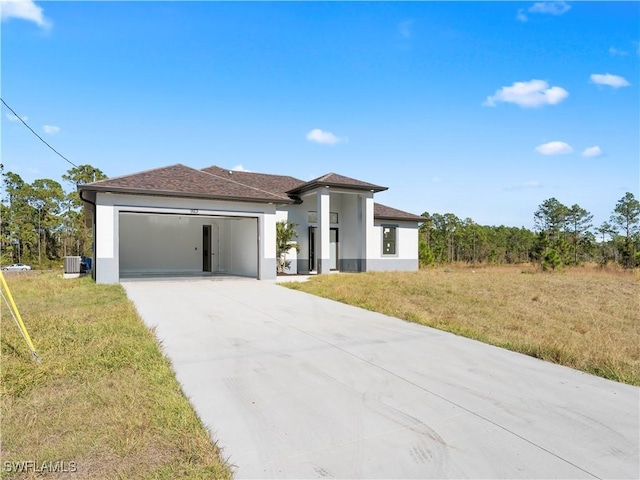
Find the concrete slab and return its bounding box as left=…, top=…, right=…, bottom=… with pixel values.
left=122, top=278, right=639, bottom=479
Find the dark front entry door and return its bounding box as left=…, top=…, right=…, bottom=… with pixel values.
left=308, top=226, right=316, bottom=272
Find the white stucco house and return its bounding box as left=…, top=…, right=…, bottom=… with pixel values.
left=78, top=164, right=424, bottom=283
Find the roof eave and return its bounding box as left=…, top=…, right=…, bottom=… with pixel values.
left=79, top=185, right=293, bottom=205
left=375, top=215, right=425, bottom=222
left=287, top=183, right=388, bottom=195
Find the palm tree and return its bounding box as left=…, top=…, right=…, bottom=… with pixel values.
left=276, top=220, right=300, bottom=273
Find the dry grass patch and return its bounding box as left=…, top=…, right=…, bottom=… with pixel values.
left=284, top=265, right=640, bottom=385
left=1, top=271, right=231, bottom=479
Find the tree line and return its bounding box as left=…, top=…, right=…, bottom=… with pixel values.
left=419, top=193, right=640, bottom=269
left=1, top=165, right=638, bottom=270
left=1, top=165, right=107, bottom=266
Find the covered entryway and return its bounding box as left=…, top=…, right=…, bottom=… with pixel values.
left=119, top=212, right=258, bottom=278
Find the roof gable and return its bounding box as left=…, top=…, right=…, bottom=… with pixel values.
left=287, top=172, right=387, bottom=195
left=79, top=164, right=291, bottom=203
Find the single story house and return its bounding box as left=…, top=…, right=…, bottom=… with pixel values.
left=78, top=164, right=424, bottom=283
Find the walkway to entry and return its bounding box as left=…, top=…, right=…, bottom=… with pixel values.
left=123, top=278, right=639, bottom=479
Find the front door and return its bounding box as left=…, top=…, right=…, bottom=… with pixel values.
left=309, top=227, right=339, bottom=272
left=308, top=226, right=316, bottom=272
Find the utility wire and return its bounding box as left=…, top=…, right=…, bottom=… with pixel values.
left=1, top=97, right=78, bottom=169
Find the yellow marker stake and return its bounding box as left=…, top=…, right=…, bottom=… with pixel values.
left=0, top=271, right=39, bottom=362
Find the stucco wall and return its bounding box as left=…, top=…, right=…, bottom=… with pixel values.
left=367, top=219, right=419, bottom=272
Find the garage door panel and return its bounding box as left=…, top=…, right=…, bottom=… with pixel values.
left=119, top=213, right=258, bottom=278
left=120, top=214, right=200, bottom=275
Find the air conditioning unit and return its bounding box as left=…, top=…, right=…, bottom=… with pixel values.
left=63, top=256, right=82, bottom=279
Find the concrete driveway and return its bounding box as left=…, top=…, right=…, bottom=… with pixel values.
left=122, top=278, right=639, bottom=479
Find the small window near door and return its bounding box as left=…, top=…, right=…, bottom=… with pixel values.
left=382, top=226, right=397, bottom=255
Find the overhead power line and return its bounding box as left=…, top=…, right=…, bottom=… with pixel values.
left=1, top=97, right=78, bottom=169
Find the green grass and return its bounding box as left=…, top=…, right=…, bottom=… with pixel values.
left=283, top=265, right=640, bottom=386
left=1, top=271, right=232, bottom=479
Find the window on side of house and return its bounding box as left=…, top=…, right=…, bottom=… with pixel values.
left=382, top=226, right=397, bottom=255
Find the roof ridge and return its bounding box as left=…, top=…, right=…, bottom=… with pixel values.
left=202, top=165, right=304, bottom=182
left=200, top=168, right=291, bottom=202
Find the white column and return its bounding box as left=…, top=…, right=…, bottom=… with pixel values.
left=361, top=193, right=374, bottom=271
left=95, top=202, right=119, bottom=283
left=317, top=188, right=331, bottom=274
left=260, top=213, right=277, bottom=280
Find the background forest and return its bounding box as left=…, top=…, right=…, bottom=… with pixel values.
left=1, top=165, right=638, bottom=270
left=419, top=192, right=639, bottom=270
left=1, top=164, right=106, bottom=267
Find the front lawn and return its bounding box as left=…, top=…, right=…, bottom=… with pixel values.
left=283, top=266, right=640, bottom=386
left=1, top=272, right=232, bottom=479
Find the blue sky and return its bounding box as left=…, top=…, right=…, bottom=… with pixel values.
left=2, top=1, right=638, bottom=229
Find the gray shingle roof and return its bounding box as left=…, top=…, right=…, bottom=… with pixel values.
left=79, top=164, right=292, bottom=203
left=79, top=165, right=418, bottom=222
left=286, top=172, right=387, bottom=194
left=374, top=203, right=425, bottom=222
left=201, top=166, right=304, bottom=196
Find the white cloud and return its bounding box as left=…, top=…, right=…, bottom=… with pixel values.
left=590, top=73, right=630, bottom=88
left=528, top=1, right=571, bottom=16
left=582, top=146, right=603, bottom=158
left=306, top=128, right=345, bottom=145
left=231, top=164, right=251, bottom=172
left=398, top=20, right=413, bottom=39
left=432, top=176, right=442, bottom=183
left=535, top=141, right=573, bottom=155
left=523, top=180, right=542, bottom=188
left=609, top=47, right=628, bottom=57
left=6, top=112, right=27, bottom=122
left=484, top=79, right=568, bottom=108
left=43, top=124, right=60, bottom=135
left=516, top=9, right=528, bottom=22
left=0, top=0, right=51, bottom=28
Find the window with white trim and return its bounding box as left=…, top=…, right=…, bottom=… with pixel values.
left=382, top=226, right=397, bottom=255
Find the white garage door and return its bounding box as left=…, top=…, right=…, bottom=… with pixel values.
left=119, top=212, right=258, bottom=278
